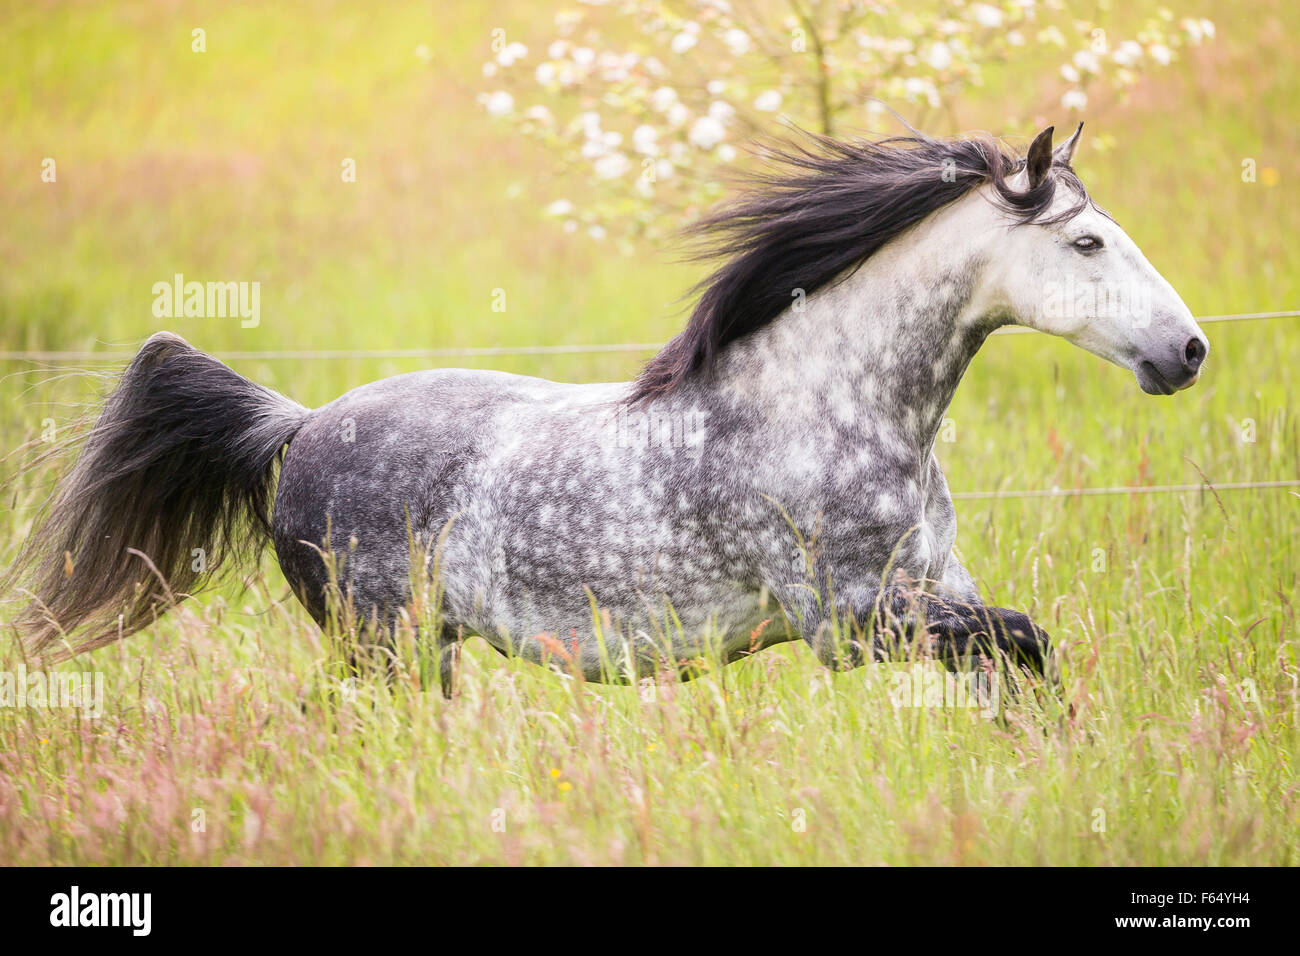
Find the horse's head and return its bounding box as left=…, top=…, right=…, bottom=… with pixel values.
left=986, top=125, right=1208, bottom=395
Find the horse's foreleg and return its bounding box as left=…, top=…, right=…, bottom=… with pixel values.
left=799, top=586, right=1054, bottom=681
left=906, top=599, right=1054, bottom=679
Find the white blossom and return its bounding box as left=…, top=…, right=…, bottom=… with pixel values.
left=926, top=42, right=952, bottom=70
left=688, top=115, right=726, bottom=149
left=477, top=0, right=1208, bottom=248
left=482, top=90, right=514, bottom=116
left=722, top=28, right=751, bottom=56
left=496, top=41, right=528, bottom=67
left=650, top=86, right=678, bottom=112
left=1072, top=50, right=1101, bottom=74
left=707, top=100, right=735, bottom=122
left=902, top=77, right=938, bottom=106
left=1038, top=26, right=1066, bottom=47
left=632, top=124, right=659, bottom=155
left=1061, top=88, right=1088, bottom=111
left=593, top=152, right=631, bottom=179
left=1112, top=40, right=1142, bottom=66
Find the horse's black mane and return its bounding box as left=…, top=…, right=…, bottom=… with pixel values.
left=630, top=129, right=1091, bottom=403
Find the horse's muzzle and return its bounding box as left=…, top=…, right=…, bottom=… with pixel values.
left=1136, top=333, right=1208, bottom=395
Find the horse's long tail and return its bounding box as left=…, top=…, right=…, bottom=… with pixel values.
left=6, top=331, right=309, bottom=662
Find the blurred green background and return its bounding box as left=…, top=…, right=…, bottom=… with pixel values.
left=0, top=0, right=1297, bottom=864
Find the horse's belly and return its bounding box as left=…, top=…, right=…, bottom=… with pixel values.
left=445, top=530, right=768, bottom=679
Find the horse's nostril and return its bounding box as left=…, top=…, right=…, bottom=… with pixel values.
left=1183, top=337, right=1206, bottom=371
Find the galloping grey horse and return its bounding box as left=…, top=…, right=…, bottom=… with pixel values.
left=9, top=125, right=1208, bottom=693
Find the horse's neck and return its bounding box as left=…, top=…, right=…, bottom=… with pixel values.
left=710, top=213, right=995, bottom=467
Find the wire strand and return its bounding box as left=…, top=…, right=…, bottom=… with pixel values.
left=950, top=478, right=1300, bottom=501
left=2, top=310, right=1297, bottom=362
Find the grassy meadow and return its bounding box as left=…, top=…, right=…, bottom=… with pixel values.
left=0, top=0, right=1297, bottom=864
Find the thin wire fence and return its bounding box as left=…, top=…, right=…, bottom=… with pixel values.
left=1, top=309, right=1297, bottom=363
left=950, top=479, right=1300, bottom=501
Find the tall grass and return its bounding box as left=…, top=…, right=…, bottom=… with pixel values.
left=0, top=0, right=1297, bottom=864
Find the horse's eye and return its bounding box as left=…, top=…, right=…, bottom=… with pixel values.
left=1073, top=235, right=1103, bottom=252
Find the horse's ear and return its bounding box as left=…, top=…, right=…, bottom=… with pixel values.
left=1026, top=126, right=1054, bottom=189
left=1054, top=122, right=1083, bottom=166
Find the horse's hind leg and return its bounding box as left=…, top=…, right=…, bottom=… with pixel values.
left=433, top=624, right=461, bottom=699
left=362, top=616, right=462, bottom=699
